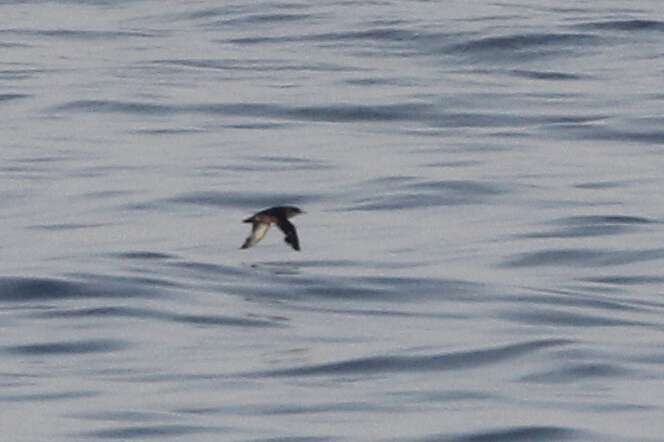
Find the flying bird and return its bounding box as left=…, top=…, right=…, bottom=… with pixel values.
left=240, top=206, right=304, bottom=251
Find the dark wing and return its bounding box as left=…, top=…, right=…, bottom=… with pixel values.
left=276, top=218, right=300, bottom=251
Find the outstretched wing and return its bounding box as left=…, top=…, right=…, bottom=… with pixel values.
left=241, top=222, right=270, bottom=249
left=276, top=219, right=300, bottom=251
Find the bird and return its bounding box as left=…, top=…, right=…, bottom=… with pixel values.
left=240, top=206, right=304, bottom=251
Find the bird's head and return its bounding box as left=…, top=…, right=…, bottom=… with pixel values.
left=285, top=206, right=305, bottom=218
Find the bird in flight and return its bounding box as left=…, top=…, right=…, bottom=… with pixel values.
left=240, top=206, right=304, bottom=251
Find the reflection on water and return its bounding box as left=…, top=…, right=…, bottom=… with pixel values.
left=2, top=0, right=664, bottom=441
left=249, top=261, right=303, bottom=276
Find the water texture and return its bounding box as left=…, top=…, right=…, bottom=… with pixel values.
left=2, top=1, right=664, bottom=440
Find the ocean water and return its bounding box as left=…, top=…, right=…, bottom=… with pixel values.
left=2, top=1, right=664, bottom=440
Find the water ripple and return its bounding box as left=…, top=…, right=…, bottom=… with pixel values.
left=247, top=437, right=331, bottom=442
left=163, top=191, right=319, bottom=210
left=508, top=288, right=650, bottom=312
left=31, top=306, right=285, bottom=328
left=112, top=251, right=176, bottom=260
left=214, top=12, right=319, bottom=27
left=176, top=400, right=388, bottom=416
left=308, top=28, right=424, bottom=43
left=508, top=69, right=584, bottom=80
left=28, top=222, right=108, bottom=231
left=49, top=99, right=608, bottom=134
left=584, top=275, right=664, bottom=286
left=79, top=424, right=221, bottom=439
left=4, top=339, right=129, bottom=356
left=206, top=155, right=330, bottom=173
left=418, top=426, right=582, bottom=442
left=557, top=125, right=664, bottom=145
left=499, top=308, right=649, bottom=327
left=225, top=27, right=437, bottom=46
left=178, top=5, right=252, bottom=21
left=502, top=248, right=664, bottom=268
left=518, top=214, right=655, bottom=238
left=51, top=100, right=432, bottom=123
left=347, top=178, right=507, bottom=210
left=228, top=273, right=482, bottom=303
left=0, top=274, right=170, bottom=302
left=0, top=390, right=98, bottom=402
left=521, top=363, right=631, bottom=383
left=574, top=19, right=664, bottom=32
left=0, top=93, right=29, bottom=102
left=0, top=28, right=161, bottom=39
left=52, top=100, right=173, bottom=114
left=445, top=32, right=599, bottom=61
left=248, top=339, right=571, bottom=377
left=151, top=58, right=354, bottom=73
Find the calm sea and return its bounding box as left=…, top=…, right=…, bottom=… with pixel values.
left=2, top=1, right=664, bottom=440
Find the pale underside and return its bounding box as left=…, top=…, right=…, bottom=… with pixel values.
left=241, top=222, right=270, bottom=249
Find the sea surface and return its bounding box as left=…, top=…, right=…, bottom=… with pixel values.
left=2, top=1, right=664, bottom=441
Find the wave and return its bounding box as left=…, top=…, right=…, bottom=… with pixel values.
left=0, top=274, right=170, bottom=302
left=247, top=339, right=571, bottom=377
left=162, top=191, right=318, bottom=209
left=51, top=100, right=434, bottom=123
left=78, top=424, right=221, bottom=439
left=502, top=248, right=664, bottom=268
left=517, top=214, right=655, bottom=238
left=0, top=93, right=30, bottom=102
left=0, top=28, right=159, bottom=40
left=422, top=425, right=583, bottom=442
left=31, top=305, right=285, bottom=328
left=574, top=19, right=664, bottom=32
left=444, top=32, right=599, bottom=61
left=346, top=178, right=508, bottom=211
left=4, top=339, right=128, bottom=355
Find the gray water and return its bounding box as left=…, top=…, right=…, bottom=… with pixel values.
left=2, top=1, right=664, bottom=440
